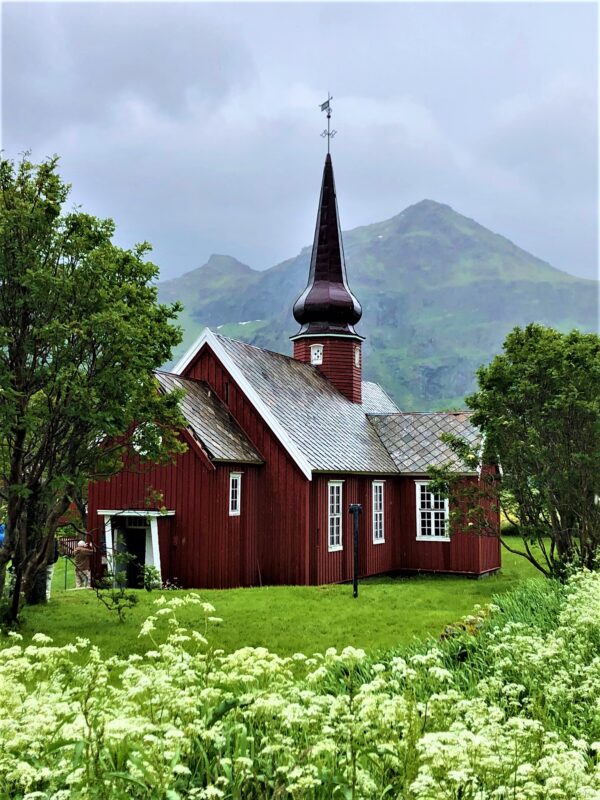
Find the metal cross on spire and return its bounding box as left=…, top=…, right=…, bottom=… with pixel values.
left=320, top=93, right=337, bottom=153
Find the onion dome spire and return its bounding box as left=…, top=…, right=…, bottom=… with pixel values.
left=292, top=153, right=362, bottom=337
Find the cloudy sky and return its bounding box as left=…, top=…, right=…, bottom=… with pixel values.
left=2, top=2, right=598, bottom=281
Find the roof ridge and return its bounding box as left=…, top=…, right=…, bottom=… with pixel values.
left=367, top=410, right=471, bottom=419
left=214, top=331, right=306, bottom=365
left=401, top=410, right=471, bottom=416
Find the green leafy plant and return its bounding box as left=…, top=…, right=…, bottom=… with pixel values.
left=0, top=154, right=187, bottom=620
left=142, top=565, right=162, bottom=592
left=429, top=324, right=600, bottom=578
left=93, top=543, right=139, bottom=623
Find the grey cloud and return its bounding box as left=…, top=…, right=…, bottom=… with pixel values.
left=2, top=2, right=597, bottom=281
left=481, top=78, right=597, bottom=196
left=3, top=3, right=256, bottom=144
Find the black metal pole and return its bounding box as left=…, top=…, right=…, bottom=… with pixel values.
left=349, top=504, right=362, bottom=598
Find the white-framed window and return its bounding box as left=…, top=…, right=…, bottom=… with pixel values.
left=372, top=481, right=385, bottom=543
left=354, top=346, right=361, bottom=369
left=229, top=473, right=242, bottom=516
left=416, top=481, right=449, bottom=540
left=310, top=344, right=324, bottom=365
left=328, top=481, right=343, bottom=551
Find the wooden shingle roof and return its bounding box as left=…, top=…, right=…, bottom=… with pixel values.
left=155, top=371, right=263, bottom=465
left=215, top=334, right=399, bottom=474
left=171, top=329, right=480, bottom=478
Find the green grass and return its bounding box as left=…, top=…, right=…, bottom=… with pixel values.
left=14, top=545, right=542, bottom=659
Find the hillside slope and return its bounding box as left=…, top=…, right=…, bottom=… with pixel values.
left=158, top=200, right=598, bottom=410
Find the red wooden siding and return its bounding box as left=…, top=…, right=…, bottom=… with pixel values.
left=310, top=474, right=397, bottom=584
left=184, top=345, right=311, bottom=585
left=478, top=465, right=502, bottom=572
left=397, top=477, right=500, bottom=575
left=479, top=534, right=501, bottom=573
left=293, top=338, right=362, bottom=403
left=88, top=450, right=262, bottom=589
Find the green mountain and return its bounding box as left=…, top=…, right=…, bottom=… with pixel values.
left=158, top=200, right=598, bottom=411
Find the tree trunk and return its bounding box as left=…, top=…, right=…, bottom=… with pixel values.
left=9, top=569, right=22, bottom=623
left=26, top=567, right=48, bottom=605
left=0, top=561, right=7, bottom=599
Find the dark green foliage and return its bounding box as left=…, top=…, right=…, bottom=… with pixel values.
left=0, top=154, right=186, bottom=618
left=431, top=324, right=600, bottom=578
left=159, top=201, right=597, bottom=410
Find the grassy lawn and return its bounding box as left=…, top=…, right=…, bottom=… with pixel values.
left=14, top=543, right=543, bottom=658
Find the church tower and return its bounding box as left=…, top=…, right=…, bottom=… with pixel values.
left=291, top=152, right=364, bottom=403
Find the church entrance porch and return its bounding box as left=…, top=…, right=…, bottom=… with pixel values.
left=98, top=509, right=174, bottom=588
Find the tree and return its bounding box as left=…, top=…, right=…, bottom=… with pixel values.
left=0, top=154, right=186, bottom=619
left=429, top=323, right=600, bottom=578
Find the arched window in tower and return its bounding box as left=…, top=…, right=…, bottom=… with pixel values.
left=310, top=344, right=324, bottom=365
left=354, top=346, right=361, bottom=369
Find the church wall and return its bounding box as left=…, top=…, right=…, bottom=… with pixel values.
left=307, top=473, right=500, bottom=583
left=87, top=447, right=262, bottom=589
left=184, top=344, right=311, bottom=586
left=309, top=473, right=398, bottom=584
left=396, top=476, right=500, bottom=574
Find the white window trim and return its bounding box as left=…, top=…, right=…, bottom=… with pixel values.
left=229, top=472, right=242, bottom=516
left=310, top=344, right=324, bottom=365
left=328, top=480, right=343, bottom=552
left=415, top=480, right=450, bottom=541
left=372, top=481, right=385, bottom=544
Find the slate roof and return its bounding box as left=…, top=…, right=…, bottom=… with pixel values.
left=367, top=412, right=480, bottom=474
left=154, top=371, right=263, bottom=464
left=167, top=331, right=477, bottom=477
left=214, top=334, right=399, bottom=473
left=361, top=381, right=400, bottom=415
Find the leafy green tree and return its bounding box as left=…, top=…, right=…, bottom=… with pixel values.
left=429, top=324, right=600, bottom=578
left=0, top=154, right=186, bottom=619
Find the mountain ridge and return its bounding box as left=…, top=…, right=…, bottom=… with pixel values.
left=158, top=200, right=597, bottom=410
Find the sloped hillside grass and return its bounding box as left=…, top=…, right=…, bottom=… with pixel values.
left=19, top=546, right=540, bottom=658
left=2, top=569, right=600, bottom=798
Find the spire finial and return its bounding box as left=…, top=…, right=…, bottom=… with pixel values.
left=319, top=93, right=336, bottom=154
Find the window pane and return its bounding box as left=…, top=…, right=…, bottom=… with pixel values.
left=420, top=510, right=431, bottom=534
left=433, top=491, right=445, bottom=510
left=230, top=475, right=241, bottom=514
left=434, top=511, right=446, bottom=535
left=328, top=484, right=342, bottom=548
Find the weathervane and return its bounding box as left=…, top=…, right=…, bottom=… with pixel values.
left=320, top=93, right=336, bottom=153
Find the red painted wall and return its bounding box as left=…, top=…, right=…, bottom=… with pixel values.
left=293, top=338, right=362, bottom=403
left=308, top=474, right=499, bottom=582
left=397, top=476, right=500, bottom=574
left=183, top=345, right=311, bottom=585
left=88, top=449, right=262, bottom=589
left=309, top=474, right=398, bottom=584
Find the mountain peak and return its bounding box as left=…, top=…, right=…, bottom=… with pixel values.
left=202, top=254, right=254, bottom=274
left=397, top=199, right=455, bottom=220
left=410, top=199, right=452, bottom=212
left=159, top=204, right=595, bottom=411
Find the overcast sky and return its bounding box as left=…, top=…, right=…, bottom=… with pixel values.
left=2, top=2, right=598, bottom=281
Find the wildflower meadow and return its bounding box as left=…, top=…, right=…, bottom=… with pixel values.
left=2, top=572, right=600, bottom=799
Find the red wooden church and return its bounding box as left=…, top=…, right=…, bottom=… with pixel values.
left=88, top=153, right=500, bottom=588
